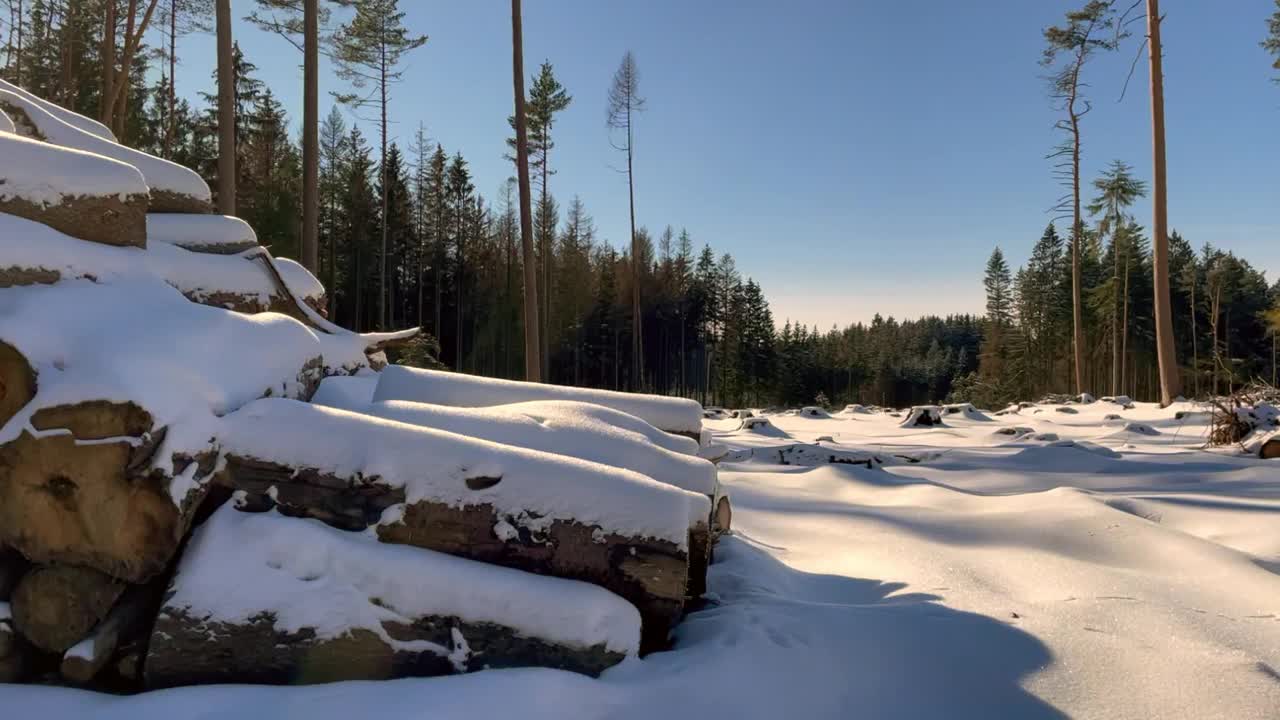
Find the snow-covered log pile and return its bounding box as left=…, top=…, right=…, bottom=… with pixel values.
left=0, top=85, right=718, bottom=691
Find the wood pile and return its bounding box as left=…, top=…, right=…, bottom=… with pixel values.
left=0, top=85, right=722, bottom=691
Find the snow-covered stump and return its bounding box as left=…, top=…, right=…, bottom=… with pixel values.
left=145, top=507, right=641, bottom=687
left=0, top=133, right=149, bottom=248
left=901, top=406, right=944, bottom=428
left=371, top=365, right=705, bottom=446
left=215, top=399, right=709, bottom=652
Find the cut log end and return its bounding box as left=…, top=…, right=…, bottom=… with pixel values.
left=1262, top=438, right=1280, bottom=460
left=0, top=340, right=37, bottom=430
left=12, top=565, right=126, bottom=653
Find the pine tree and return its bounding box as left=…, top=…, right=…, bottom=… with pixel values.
left=1087, top=160, right=1147, bottom=394
left=319, top=105, right=348, bottom=316
left=1264, top=1, right=1280, bottom=79
left=1043, top=1, right=1122, bottom=395
left=332, top=0, right=427, bottom=329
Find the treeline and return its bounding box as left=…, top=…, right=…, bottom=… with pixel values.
left=2, top=1, right=1278, bottom=409
left=957, top=215, right=1280, bottom=409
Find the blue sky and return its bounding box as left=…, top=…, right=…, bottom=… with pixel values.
left=175, top=1, right=1280, bottom=328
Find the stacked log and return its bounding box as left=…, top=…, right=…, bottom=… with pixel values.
left=0, top=133, right=149, bottom=248
left=146, top=506, right=640, bottom=687
left=211, top=399, right=708, bottom=653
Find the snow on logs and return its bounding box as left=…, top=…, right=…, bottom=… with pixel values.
left=214, top=399, right=710, bottom=651
left=372, top=364, right=705, bottom=443
left=146, top=213, right=259, bottom=254
left=0, top=278, right=372, bottom=585
left=0, top=86, right=212, bottom=212
left=0, top=132, right=148, bottom=247
left=146, top=506, right=641, bottom=687
left=0, top=214, right=319, bottom=319
left=311, top=396, right=719, bottom=599
left=0, top=78, right=117, bottom=141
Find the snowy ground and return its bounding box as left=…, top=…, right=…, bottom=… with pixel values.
left=5, top=399, right=1279, bottom=719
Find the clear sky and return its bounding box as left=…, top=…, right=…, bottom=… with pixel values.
left=175, top=1, right=1280, bottom=329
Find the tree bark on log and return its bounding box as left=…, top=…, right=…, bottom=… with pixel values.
left=379, top=502, right=686, bottom=653
left=0, top=400, right=200, bottom=583
left=60, top=581, right=162, bottom=684
left=0, top=194, right=148, bottom=248
left=218, top=455, right=688, bottom=653
left=687, top=523, right=711, bottom=602
left=11, top=565, right=126, bottom=653
left=146, top=608, right=627, bottom=689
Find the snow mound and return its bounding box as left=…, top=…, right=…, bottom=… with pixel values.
left=1101, top=395, right=1136, bottom=409
left=168, top=505, right=640, bottom=657
left=0, top=131, right=146, bottom=205
left=146, top=213, right=257, bottom=253
left=1116, top=422, right=1161, bottom=437
left=373, top=365, right=703, bottom=436
left=311, top=374, right=379, bottom=409
left=216, top=399, right=709, bottom=546
left=799, top=406, right=830, bottom=418
left=991, top=426, right=1034, bottom=438
left=838, top=404, right=870, bottom=415
left=741, top=416, right=790, bottom=438
left=0, top=87, right=209, bottom=205
left=1054, top=406, right=1079, bottom=414
left=941, top=403, right=992, bottom=421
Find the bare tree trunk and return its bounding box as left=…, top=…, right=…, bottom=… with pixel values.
left=302, top=0, right=319, bottom=273
left=1148, top=0, right=1180, bottom=404
left=1111, top=236, right=1120, bottom=395
left=1189, top=277, right=1198, bottom=397
left=15, top=0, right=22, bottom=85
left=511, top=0, right=541, bottom=382
left=101, top=0, right=116, bottom=124
left=101, top=0, right=159, bottom=134
left=215, top=0, right=234, bottom=215
left=1070, top=122, right=1085, bottom=395
left=164, top=0, right=176, bottom=158
left=628, top=108, right=642, bottom=391
left=378, top=25, right=388, bottom=331
left=1121, top=248, right=1130, bottom=396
